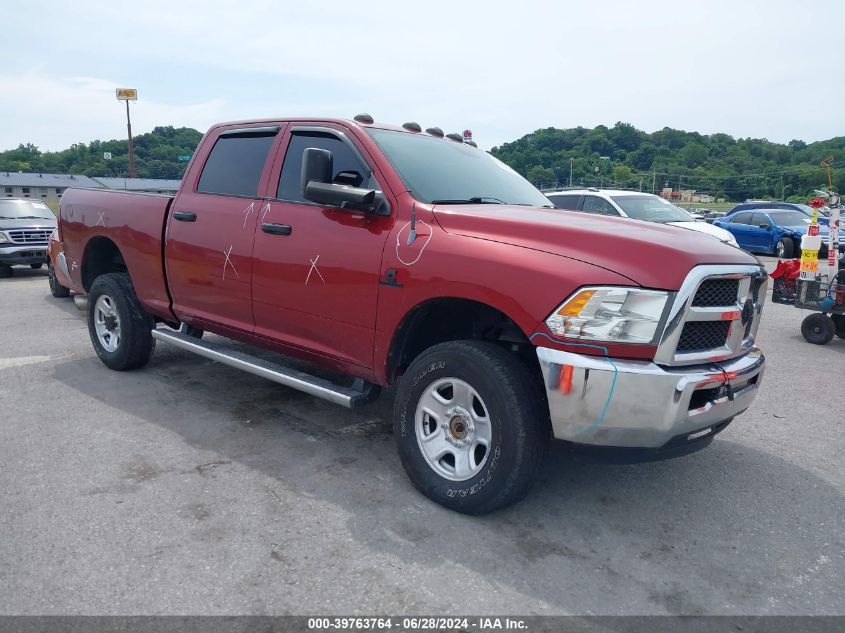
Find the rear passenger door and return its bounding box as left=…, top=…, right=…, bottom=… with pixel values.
left=165, top=124, right=281, bottom=332
left=726, top=211, right=754, bottom=250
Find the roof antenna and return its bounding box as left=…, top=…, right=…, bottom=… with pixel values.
left=407, top=202, right=417, bottom=245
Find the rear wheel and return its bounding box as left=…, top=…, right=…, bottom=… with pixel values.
left=394, top=340, right=549, bottom=515
left=775, top=238, right=794, bottom=259
left=801, top=313, right=835, bottom=345
left=30, top=263, right=43, bottom=270
left=87, top=272, right=156, bottom=370
left=48, top=261, right=71, bottom=297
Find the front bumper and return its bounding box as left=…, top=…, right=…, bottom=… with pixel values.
left=536, top=346, right=765, bottom=449
left=0, top=245, right=48, bottom=266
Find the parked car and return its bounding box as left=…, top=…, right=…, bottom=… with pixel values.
left=50, top=116, right=767, bottom=514
left=714, top=208, right=843, bottom=260
left=0, top=198, right=56, bottom=278
left=546, top=189, right=739, bottom=247
left=730, top=200, right=830, bottom=221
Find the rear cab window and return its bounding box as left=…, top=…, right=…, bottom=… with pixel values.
left=582, top=195, right=619, bottom=216
left=197, top=129, right=277, bottom=197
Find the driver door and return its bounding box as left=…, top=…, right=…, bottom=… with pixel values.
left=251, top=125, right=394, bottom=369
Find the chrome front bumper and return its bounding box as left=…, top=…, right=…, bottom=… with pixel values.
left=536, top=346, right=765, bottom=448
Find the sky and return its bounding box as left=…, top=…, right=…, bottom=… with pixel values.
left=1, top=0, right=842, bottom=152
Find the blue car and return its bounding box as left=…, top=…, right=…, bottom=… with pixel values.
left=714, top=208, right=843, bottom=260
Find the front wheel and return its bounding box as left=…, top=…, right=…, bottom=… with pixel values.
left=87, top=272, right=156, bottom=370
left=394, top=340, right=549, bottom=515
left=801, top=313, right=835, bottom=345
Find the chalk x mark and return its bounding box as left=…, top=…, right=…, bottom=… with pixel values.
left=95, top=211, right=106, bottom=227
left=305, top=255, right=326, bottom=285
left=222, top=245, right=240, bottom=280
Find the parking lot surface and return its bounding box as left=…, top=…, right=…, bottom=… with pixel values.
left=1, top=258, right=843, bottom=615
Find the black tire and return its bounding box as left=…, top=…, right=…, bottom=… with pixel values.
left=394, top=340, right=549, bottom=515
left=87, top=272, right=156, bottom=370
left=0, top=265, right=12, bottom=278
left=30, top=263, right=43, bottom=270
left=775, top=238, right=794, bottom=259
left=47, top=261, right=71, bottom=298
left=801, top=313, right=835, bottom=345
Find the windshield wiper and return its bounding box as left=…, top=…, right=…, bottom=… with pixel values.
left=431, top=196, right=506, bottom=205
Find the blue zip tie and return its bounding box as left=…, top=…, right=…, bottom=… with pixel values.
left=530, top=332, right=619, bottom=433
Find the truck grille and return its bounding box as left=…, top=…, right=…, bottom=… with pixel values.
left=655, top=265, right=768, bottom=366
left=692, top=279, right=739, bottom=307
left=677, top=321, right=731, bottom=351
left=8, top=229, right=52, bottom=244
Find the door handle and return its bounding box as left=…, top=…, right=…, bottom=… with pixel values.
left=261, top=223, right=292, bottom=236
left=173, top=211, right=197, bottom=222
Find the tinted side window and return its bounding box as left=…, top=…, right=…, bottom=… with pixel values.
left=731, top=212, right=752, bottom=224
left=277, top=132, right=376, bottom=202
left=197, top=133, right=276, bottom=197
left=582, top=195, right=619, bottom=216
left=548, top=194, right=581, bottom=210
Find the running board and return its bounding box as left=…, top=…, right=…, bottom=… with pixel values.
left=151, top=328, right=379, bottom=409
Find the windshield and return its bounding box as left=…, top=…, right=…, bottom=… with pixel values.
left=610, top=195, right=693, bottom=222
left=768, top=210, right=813, bottom=226
left=365, top=128, right=551, bottom=207
left=0, top=199, right=55, bottom=220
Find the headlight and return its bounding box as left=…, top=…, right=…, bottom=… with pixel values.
left=545, top=287, right=670, bottom=344
left=0, top=232, right=8, bottom=243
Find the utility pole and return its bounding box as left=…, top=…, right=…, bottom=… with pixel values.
left=115, top=88, right=138, bottom=178
left=125, top=100, right=137, bottom=178
left=569, top=158, right=573, bottom=188
left=652, top=171, right=656, bottom=194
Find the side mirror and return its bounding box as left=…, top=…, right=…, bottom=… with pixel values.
left=300, top=147, right=332, bottom=197
left=305, top=181, right=375, bottom=207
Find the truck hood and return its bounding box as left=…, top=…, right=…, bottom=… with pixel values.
left=0, top=217, right=57, bottom=231
left=432, top=204, right=758, bottom=289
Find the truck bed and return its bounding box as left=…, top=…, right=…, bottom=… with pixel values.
left=59, top=188, right=175, bottom=320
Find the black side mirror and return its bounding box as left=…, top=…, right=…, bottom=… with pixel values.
left=300, top=147, right=332, bottom=197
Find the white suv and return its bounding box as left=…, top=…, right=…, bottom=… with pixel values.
left=546, top=189, right=739, bottom=247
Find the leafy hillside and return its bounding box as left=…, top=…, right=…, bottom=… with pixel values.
left=0, top=126, right=202, bottom=179
left=490, top=123, right=845, bottom=202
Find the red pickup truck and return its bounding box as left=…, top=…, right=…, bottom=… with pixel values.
left=49, top=115, right=767, bottom=514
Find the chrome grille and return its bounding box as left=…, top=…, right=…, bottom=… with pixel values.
left=8, top=229, right=52, bottom=244
left=655, top=264, right=768, bottom=366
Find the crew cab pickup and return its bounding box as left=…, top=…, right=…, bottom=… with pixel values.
left=50, top=116, right=767, bottom=514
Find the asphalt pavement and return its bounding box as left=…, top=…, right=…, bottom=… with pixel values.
left=1, top=258, right=843, bottom=615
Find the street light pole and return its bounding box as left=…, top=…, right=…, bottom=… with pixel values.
left=125, top=99, right=137, bottom=178
left=569, top=158, right=573, bottom=188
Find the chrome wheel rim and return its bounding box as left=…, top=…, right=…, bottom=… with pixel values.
left=415, top=377, right=493, bottom=481
left=776, top=241, right=785, bottom=258
left=94, top=295, right=121, bottom=352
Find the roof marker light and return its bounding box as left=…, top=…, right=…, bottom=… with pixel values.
left=354, top=113, right=374, bottom=124
left=446, top=133, right=463, bottom=142
left=425, top=127, right=444, bottom=138
left=402, top=122, right=422, bottom=132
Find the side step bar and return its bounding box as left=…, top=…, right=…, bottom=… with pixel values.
left=151, top=328, right=379, bottom=409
